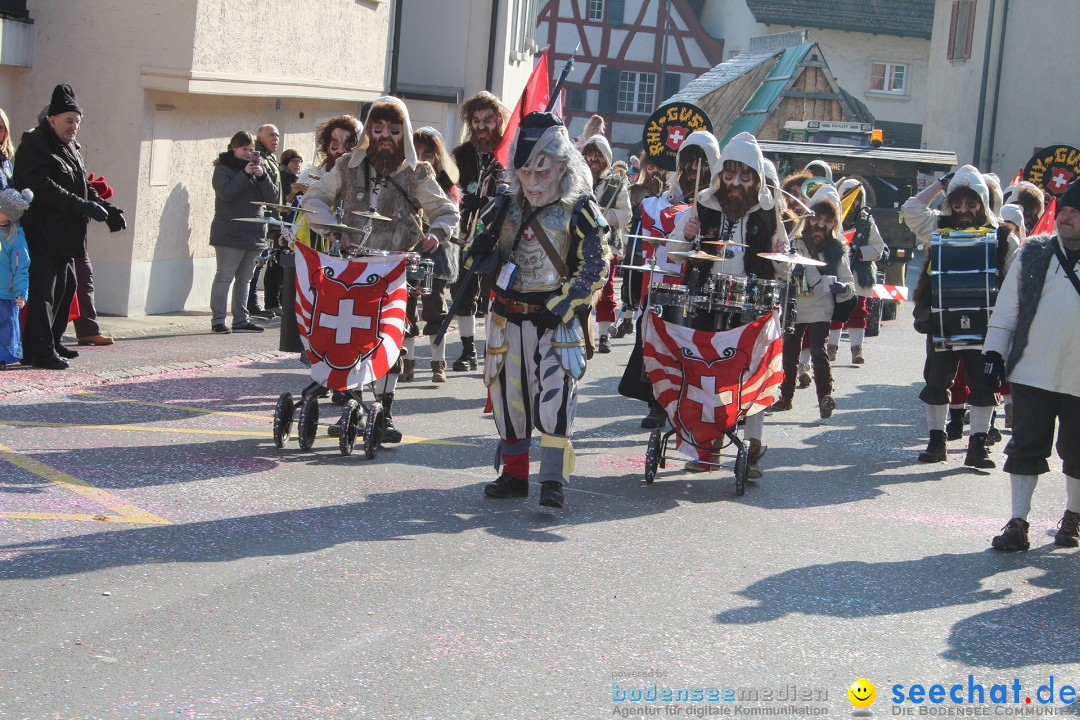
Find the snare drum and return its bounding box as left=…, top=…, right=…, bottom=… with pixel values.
left=407, top=258, right=436, bottom=295
left=930, top=229, right=998, bottom=350
left=713, top=273, right=751, bottom=310
left=748, top=278, right=784, bottom=313
left=648, top=283, right=689, bottom=308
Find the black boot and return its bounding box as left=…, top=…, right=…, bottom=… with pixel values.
left=945, top=408, right=965, bottom=441
left=484, top=473, right=529, bottom=498
left=379, top=393, right=402, bottom=444
left=452, top=336, right=477, bottom=371
left=640, top=402, right=667, bottom=429
left=964, top=432, right=995, bottom=469
left=539, top=481, right=564, bottom=508
left=918, top=430, right=947, bottom=463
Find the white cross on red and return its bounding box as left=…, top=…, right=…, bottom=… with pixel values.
left=317, top=299, right=372, bottom=344
left=669, top=128, right=686, bottom=145
left=684, top=374, right=734, bottom=424
left=1050, top=168, right=1072, bottom=193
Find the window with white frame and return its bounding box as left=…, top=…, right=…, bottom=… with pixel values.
left=870, top=62, right=907, bottom=95
left=588, top=0, right=604, bottom=21
left=509, top=0, right=539, bottom=60
left=618, top=71, right=656, bottom=114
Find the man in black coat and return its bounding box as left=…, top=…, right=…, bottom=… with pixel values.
left=13, top=84, right=125, bottom=369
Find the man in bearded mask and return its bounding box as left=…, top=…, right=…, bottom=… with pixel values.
left=449, top=91, right=510, bottom=373
left=302, top=96, right=460, bottom=445
left=466, top=112, right=609, bottom=508
left=673, top=132, right=787, bottom=476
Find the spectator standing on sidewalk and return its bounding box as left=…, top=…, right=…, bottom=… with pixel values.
left=209, top=130, right=276, bottom=334
left=0, top=188, right=32, bottom=367
left=247, top=124, right=282, bottom=319
left=13, top=84, right=125, bottom=370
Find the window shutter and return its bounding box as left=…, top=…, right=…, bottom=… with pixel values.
left=598, top=67, right=619, bottom=114
left=963, top=0, right=977, bottom=59
left=946, top=1, right=960, bottom=59
left=606, top=0, right=625, bottom=25
left=663, top=72, right=681, bottom=101
left=568, top=86, right=587, bottom=111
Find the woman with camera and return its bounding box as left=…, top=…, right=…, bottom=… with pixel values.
left=209, top=130, right=278, bottom=333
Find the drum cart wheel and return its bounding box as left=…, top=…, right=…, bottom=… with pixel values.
left=273, top=392, right=295, bottom=448
left=296, top=392, right=320, bottom=451
left=645, top=428, right=663, bottom=483
left=363, top=402, right=386, bottom=459
left=338, top=399, right=361, bottom=456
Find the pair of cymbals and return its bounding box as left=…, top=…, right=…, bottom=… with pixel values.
left=757, top=251, right=826, bottom=267
left=701, top=239, right=748, bottom=248
left=352, top=210, right=393, bottom=222
left=233, top=216, right=295, bottom=228
left=310, top=222, right=368, bottom=235
left=667, top=250, right=725, bottom=262
left=617, top=264, right=681, bottom=277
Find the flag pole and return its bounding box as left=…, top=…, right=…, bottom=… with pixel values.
left=545, top=52, right=575, bottom=113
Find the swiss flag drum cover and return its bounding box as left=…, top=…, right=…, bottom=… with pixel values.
left=643, top=312, right=784, bottom=461
left=293, top=243, right=409, bottom=391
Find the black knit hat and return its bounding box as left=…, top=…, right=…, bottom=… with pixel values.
left=48, top=84, right=82, bottom=117
left=1060, top=179, right=1080, bottom=215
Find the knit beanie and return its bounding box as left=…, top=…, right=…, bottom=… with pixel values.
left=0, top=188, right=33, bottom=222
left=1059, top=179, right=1080, bottom=214
left=48, top=84, right=82, bottom=116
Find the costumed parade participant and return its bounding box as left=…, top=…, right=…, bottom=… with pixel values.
left=984, top=180, right=1080, bottom=551
left=581, top=133, right=631, bottom=353
left=468, top=112, right=609, bottom=508
left=302, top=97, right=460, bottom=443
left=673, top=132, right=787, bottom=475
left=450, top=91, right=510, bottom=373
left=770, top=184, right=855, bottom=417
left=405, top=127, right=460, bottom=382
left=903, top=165, right=1016, bottom=469
left=827, top=176, right=886, bottom=364
left=617, top=130, right=718, bottom=430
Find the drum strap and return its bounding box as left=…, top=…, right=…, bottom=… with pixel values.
left=1053, top=242, right=1080, bottom=299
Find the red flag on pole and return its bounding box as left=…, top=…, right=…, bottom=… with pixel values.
left=1031, top=197, right=1057, bottom=236
left=1009, top=168, right=1023, bottom=188
left=494, top=49, right=551, bottom=168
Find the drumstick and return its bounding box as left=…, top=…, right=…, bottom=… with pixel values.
left=691, top=163, right=702, bottom=248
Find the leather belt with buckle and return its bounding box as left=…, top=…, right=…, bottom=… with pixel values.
left=496, top=296, right=544, bottom=315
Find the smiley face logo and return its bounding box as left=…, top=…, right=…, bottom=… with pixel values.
left=848, top=679, right=876, bottom=709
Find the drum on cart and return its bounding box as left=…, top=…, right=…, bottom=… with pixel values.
left=929, top=229, right=998, bottom=351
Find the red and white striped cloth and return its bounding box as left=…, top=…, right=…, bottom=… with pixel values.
left=643, top=311, right=784, bottom=461
left=870, top=283, right=909, bottom=301
left=294, top=243, right=408, bottom=391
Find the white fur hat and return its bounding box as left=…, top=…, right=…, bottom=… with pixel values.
left=581, top=134, right=613, bottom=166
left=944, top=164, right=998, bottom=227
left=717, top=132, right=774, bottom=211
left=355, top=96, right=416, bottom=170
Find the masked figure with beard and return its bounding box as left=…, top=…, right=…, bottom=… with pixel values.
left=303, top=96, right=460, bottom=445
left=673, top=132, right=787, bottom=476
left=903, top=164, right=1015, bottom=469
left=467, top=112, right=609, bottom=509
left=449, top=91, right=510, bottom=373
left=770, top=185, right=855, bottom=417
left=581, top=134, right=631, bottom=353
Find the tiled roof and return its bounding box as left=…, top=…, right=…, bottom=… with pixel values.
left=667, top=49, right=778, bottom=105
left=745, top=0, right=935, bottom=40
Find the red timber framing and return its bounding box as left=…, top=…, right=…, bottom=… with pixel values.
left=537, top=0, right=724, bottom=134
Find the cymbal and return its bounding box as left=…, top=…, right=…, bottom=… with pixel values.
left=757, top=251, right=827, bottom=267
left=617, top=264, right=681, bottom=277
left=232, top=216, right=295, bottom=228
left=309, top=222, right=368, bottom=235
left=352, top=210, right=393, bottom=222
left=700, top=239, right=748, bottom=247
left=668, top=250, right=724, bottom=262
left=250, top=201, right=306, bottom=213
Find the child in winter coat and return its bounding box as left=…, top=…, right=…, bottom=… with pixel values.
left=0, top=188, right=32, bottom=366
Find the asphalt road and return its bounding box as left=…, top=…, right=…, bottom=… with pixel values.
left=1, top=307, right=1077, bottom=720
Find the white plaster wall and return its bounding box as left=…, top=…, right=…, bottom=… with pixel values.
left=190, top=0, right=389, bottom=94
left=699, top=0, right=759, bottom=57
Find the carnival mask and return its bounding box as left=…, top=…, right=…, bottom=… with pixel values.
left=516, top=152, right=565, bottom=207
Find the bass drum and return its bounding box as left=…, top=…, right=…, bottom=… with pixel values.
left=929, top=229, right=997, bottom=350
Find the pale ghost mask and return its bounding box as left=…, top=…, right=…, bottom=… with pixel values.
left=516, top=152, right=566, bottom=207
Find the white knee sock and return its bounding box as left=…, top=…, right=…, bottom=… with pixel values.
left=969, top=405, right=993, bottom=435
left=1010, top=474, right=1038, bottom=519
left=926, top=403, right=947, bottom=432
left=374, top=372, right=399, bottom=395
left=599, top=321, right=611, bottom=337
left=1066, top=476, right=1080, bottom=514
left=828, top=328, right=842, bottom=346
left=744, top=412, right=764, bottom=442
left=431, top=337, right=446, bottom=362
left=458, top=314, right=475, bottom=337
left=403, top=336, right=416, bottom=357
left=848, top=328, right=865, bottom=347
left=799, top=348, right=811, bottom=365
